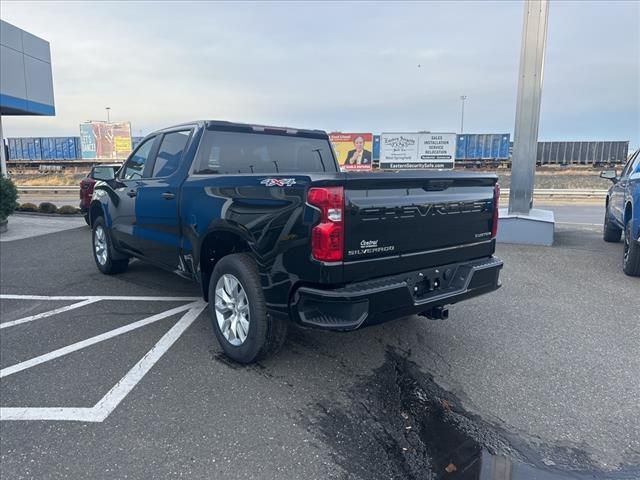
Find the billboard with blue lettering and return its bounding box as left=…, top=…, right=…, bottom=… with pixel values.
left=80, top=123, right=97, bottom=159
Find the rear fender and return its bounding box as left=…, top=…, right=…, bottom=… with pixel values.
left=194, top=221, right=258, bottom=300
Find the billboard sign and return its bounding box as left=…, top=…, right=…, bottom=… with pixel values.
left=380, top=132, right=456, bottom=169
left=329, top=132, right=373, bottom=171
left=372, top=135, right=381, bottom=162
left=79, top=121, right=133, bottom=160
left=80, top=123, right=97, bottom=159
left=112, top=123, right=133, bottom=158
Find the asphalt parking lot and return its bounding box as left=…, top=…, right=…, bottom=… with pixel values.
left=0, top=212, right=638, bottom=479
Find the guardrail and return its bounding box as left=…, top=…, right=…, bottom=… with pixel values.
left=18, top=186, right=79, bottom=193
left=17, top=186, right=608, bottom=199
left=500, top=188, right=607, bottom=199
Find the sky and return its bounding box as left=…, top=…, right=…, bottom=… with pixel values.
left=1, top=0, right=639, bottom=148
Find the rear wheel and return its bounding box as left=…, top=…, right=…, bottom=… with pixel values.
left=623, top=220, right=640, bottom=276
left=208, top=253, right=287, bottom=363
left=603, top=206, right=622, bottom=242
left=92, top=217, right=129, bottom=274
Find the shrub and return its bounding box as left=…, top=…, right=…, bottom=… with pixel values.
left=38, top=202, right=58, bottom=214
left=58, top=205, right=80, bottom=215
left=17, top=202, right=38, bottom=212
left=0, top=176, right=18, bottom=221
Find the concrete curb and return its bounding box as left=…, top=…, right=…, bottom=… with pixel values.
left=13, top=211, right=84, bottom=218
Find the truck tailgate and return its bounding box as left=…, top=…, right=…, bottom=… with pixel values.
left=342, top=172, right=498, bottom=283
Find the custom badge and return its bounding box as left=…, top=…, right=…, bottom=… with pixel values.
left=260, top=178, right=297, bottom=187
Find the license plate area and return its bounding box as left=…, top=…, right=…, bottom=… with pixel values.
left=407, top=264, right=471, bottom=300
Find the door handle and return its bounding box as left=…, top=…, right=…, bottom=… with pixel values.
left=161, top=192, right=176, bottom=200
left=127, top=190, right=137, bottom=198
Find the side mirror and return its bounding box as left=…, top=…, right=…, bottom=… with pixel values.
left=600, top=170, right=618, bottom=183
left=93, top=167, right=116, bottom=181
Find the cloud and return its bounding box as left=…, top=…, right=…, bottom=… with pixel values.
left=1, top=0, right=638, bottom=148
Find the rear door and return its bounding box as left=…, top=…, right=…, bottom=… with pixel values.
left=341, top=173, right=498, bottom=282
left=134, top=128, right=194, bottom=268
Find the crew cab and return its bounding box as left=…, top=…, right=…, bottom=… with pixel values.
left=601, top=148, right=640, bottom=276
left=88, top=121, right=503, bottom=363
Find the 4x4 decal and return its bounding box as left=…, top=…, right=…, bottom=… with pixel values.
left=260, top=178, right=297, bottom=187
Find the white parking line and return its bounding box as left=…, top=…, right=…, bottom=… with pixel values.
left=556, top=222, right=600, bottom=226
left=1, top=302, right=207, bottom=422
left=0, top=295, right=201, bottom=301
left=91, top=303, right=206, bottom=421
left=0, top=302, right=200, bottom=378
left=0, top=298, right=100, bottom=330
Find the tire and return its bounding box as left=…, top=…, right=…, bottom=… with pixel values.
left=92, top=217, right=129, bottom=274
left=623, top=219, right=640, bottom=276
left=603, top=206, right=622, bottom=242
left=84, top=214, right=90, bottom=226
left=208, top=253, right=287, bottom=364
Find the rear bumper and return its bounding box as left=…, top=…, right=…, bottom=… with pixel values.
left=291, top=256, right=503, bottom=330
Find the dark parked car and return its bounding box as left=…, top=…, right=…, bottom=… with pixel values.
left=601, top=149, right=640, bottom=276
left=80, top=164, right=121, bottom=224
left=88, top=121, right=503, bottom=363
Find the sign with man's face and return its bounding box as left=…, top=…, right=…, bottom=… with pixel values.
left=329, top=133, right=373, bottom=171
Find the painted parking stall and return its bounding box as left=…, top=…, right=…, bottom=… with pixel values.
left=1, top=222, right=639, bottom=479
left=1, top=294, right=205, bottom=422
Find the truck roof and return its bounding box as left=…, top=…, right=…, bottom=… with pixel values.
left=153, top=120, right=328, bottom=139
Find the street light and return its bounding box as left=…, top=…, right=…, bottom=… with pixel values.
left=105, top=107, right=111, bottom=123
left=459, top=95, right=467, bottom=134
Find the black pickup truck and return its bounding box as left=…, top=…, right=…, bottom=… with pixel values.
left=89, top=121, right=503, bottom=363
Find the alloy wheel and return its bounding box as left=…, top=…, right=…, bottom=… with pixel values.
left=94, top=226, right=108, bottom=266
left=215, top=274, right=250, bottom=346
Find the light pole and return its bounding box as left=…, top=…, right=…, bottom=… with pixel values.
left=459, top=95, right=467, bottom=134
left=105, top=107, right=111, bottom=123
left=509, top=0, right=549, bottom=215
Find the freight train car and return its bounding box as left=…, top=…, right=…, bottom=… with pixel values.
left=6, top=136, right=83, bottom=161
left=536, top=141, right=628, bottom=166
left=455, top=133, right=510, bottom=167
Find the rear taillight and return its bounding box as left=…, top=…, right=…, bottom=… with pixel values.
left=307, top=186, right=344, bottom=262
left=80, top=179, right=95, bottom=200
left=491, top=184, right=500, bottom=238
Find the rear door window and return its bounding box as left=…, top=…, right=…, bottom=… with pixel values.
left=193, top=131, right=336, bottom=174
left=152, top=130, right=192, bottom=178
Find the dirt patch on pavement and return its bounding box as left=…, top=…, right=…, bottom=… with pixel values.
left=307, top=349, right=638, bottom=480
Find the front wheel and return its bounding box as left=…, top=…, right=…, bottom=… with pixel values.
left=92, top=217, right=129, bottom=274
left=208, top=253, right=287, bottom=363
left=623, top=220, right=640, bottom=276
left=603, top=207, right=622, bottom=242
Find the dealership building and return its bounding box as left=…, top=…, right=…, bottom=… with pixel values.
left=0, top=19, right=55, bottom=175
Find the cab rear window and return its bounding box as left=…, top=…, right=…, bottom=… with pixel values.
left=193, top=131, right=337, bottom=174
